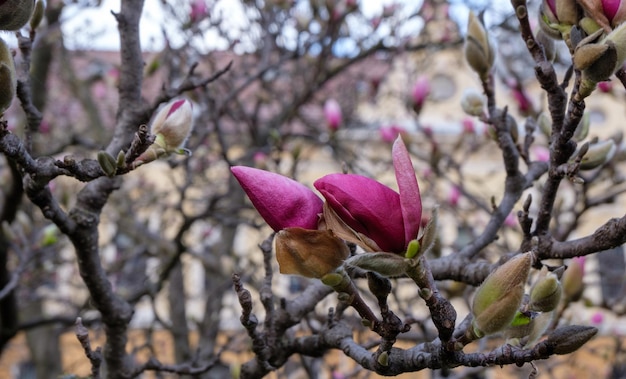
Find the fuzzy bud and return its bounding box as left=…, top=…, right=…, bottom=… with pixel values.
left=0, top=0, right=35, bottom=31
left=464, top=11, right=495, bottom=81
left=460, top=88, right=486, bottom=117
left=471, top=253, right=532, bottom=337
left=97, top=151, right=118, bottom=177
left=579, top=139, right=616, bottom=170
left=274, top=227, right=349, bottom=279
left=546, top=325, right=598, bottom=354
left=30, top=0, right=45, bottom=30
left=529, top=271, right=562, bottom=312
left=0, top=38, right=16, bottom=114
left=562, top=257, right=585, bottom=301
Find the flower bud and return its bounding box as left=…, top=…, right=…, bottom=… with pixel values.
left=529, top=271, right=562, bottom=312
left=536, top=28, right=557, bottom=62
left=471, top=253, right=532, bottom=337
left=562, top=257, right=585, bottom=301
left=189, top=0, right=208, bottom=23
left=546, top=325, right=598, bottom=354
left=539, top=0, right=581, bottom=42
left=538, top=112, right=552, bottom=137
left=0, top=0, right=35, bottom=31
left=464, top=11, right=495, bottom=81
left=323, top=98, right=342, bottom=131
left=0, top=38, right=16, bottom=114
left=231, top=166, right=323, bottom=231
left=30, top=0, right=45, bottom=30
left=274, top=227, right=349, bottom=278
left=460, top=88, right=486, bottom=117
left=133, top=99, right=194, bottom=166
left=411, top=75, right=430, bottom=114
left=572, top=112, right=590, bottom=142
left=97, top=151, right=118, bottom=177
left=579, top=139, right=616, bottom=170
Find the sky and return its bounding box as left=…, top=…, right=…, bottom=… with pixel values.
left=58, top=0, right=459, bottom=51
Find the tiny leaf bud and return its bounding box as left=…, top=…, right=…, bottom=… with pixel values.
left=97, top=151, right=118, bottom=177
left=344, top=252, right=409, bottom=277
left=562, top=257, right=585, bottom=301
left=579, top=139, right=616, bottom=170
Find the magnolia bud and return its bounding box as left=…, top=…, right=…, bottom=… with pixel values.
left=0, top=0, right=35, bottom=31
left=536, top=29, right=557, bottom=62
left=538, top=0, right=580, bottom=42
left=572, top=112, right=590, bottom=142
left=411, top=75, right=430, bottom=114
left=538, top=112, right=552, bottom=137
left=0, top=38, right=16, bottom=114
left=133, top=99, right=193, bottom=167
left=464, top=11, right=495, bottom=81
left=97, top=151, right=118, bottom=177
left=460, top=88, right=486, bottom=117
left=323, top=98, right=342, bottom=131
left=529, top=271, right=562, bottom=312
left=579, top=139, right=616, bottom=170
left=471, top=253, right=532, bottom=337
left=546, top=325, right=597, bottom=354
left=562, top=257, right=585, bottom=301
left=274, top=227, right=349, bottom=278
left=30, top=0, right=45, bottom=30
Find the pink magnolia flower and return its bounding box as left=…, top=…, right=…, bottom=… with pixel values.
left=462, top=117, right=476, bottom=134
left=323, top=99, right=342, bottom=131
left=380, top=125, right=405, bottom=143
left=447, top=186, right=461, bottom=206
left=231, top=166, right=323, bottom=232
left=598, top=80, right=613, bottom=92
left=314, top=137, right=422, bottom=253
left=190, top=0, right=208, bottom=23
left=590, top=311, right=604, bottom=325
left=151, top=99, right=194, bottom=151
left=601, top=0, right=626, bottom=26
left=411, top=75, right=430, bottom=113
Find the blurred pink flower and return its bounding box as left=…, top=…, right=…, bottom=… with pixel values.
left=447, top=186, right=461, bottom=206
left=190, top=0, right=208, bottom=22
left=323, top=99, right=342, bottom=131
left=314, top=137, right=421, bottom=253
left=231, top=166, right=323, bottom=232
left=531, top=146, right=550, bottom=162
left=590, top=311, right=604, bottom=325
left=504, top=213, right=517, bottom=227
left=380, top=125, right=405, bottom=143
left=462, top=117, right=475, bottom=134
left=411, top=75, right=430, bottom=112
left=598, top=81, right=613, bottom=93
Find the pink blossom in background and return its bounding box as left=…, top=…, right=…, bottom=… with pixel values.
left=323, top=99, right=342, bottom=131
left=571, top=256, right=585, bottom=275
left=504, top=212, right=517, bottom=228
left=511, top=88, right=532, bottom=113
left=598, top=81, right=613, bottom=93
left=462, top=117, right=475, bottom=133
left=531, top=146, right=550, bottom=162
left=39, top=120, right=51, bottom=134
left=411, top=75, right=430, bottom=111
left=253, top=151, right=268, bottom=167
left=380, top=125, right=405, bottom=143
left=190, top=0, right=208, bottom=22
left=447, top=186, right=461, bottom=206
left=590, top=311, right=604, bottom=325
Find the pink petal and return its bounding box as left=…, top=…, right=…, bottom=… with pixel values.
left=314, top=174, right=405, bottom=253
left=323, top=99, right=342, bottom=131
left=392, top=136, right=422, bottom=244
left=603, top=0, right=621, bottom=21
left=166, top=99, right=187, bottom=118
left=411, top=76, right=430, bottom=107
left=231, top=166, right=323, bottom=231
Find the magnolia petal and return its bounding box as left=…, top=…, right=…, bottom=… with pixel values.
left=314, top=173, right=405, bottom=253
left=274, top=227, right=349, bottom=278
left=231, top=166, right=323, bottom=232
left=392, top=136, right=422, bottom=245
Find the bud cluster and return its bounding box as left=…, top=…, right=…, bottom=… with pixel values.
left=537, top=0, right=626, bottom=97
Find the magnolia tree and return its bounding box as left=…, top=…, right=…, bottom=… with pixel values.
left=0, top=0, right=626, bottom=378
